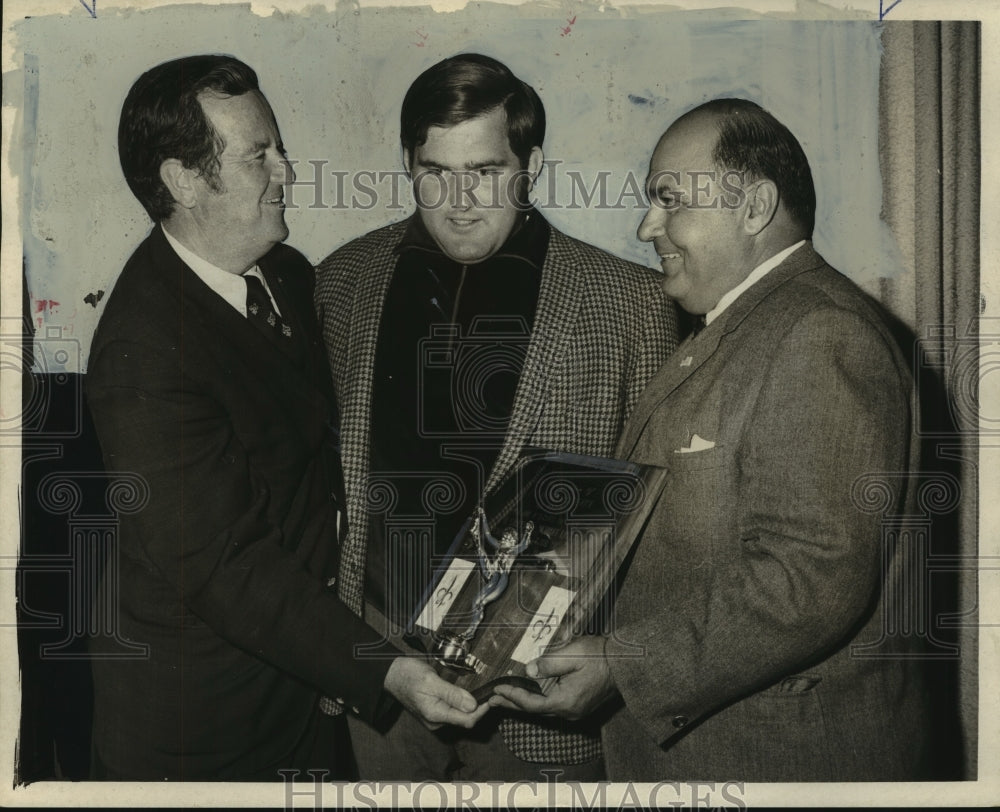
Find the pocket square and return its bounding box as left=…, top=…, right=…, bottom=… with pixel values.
left=675, top=434, right=716, bottom=454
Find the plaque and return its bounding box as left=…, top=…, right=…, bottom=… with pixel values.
left=404, top=449, right=667, bottom=701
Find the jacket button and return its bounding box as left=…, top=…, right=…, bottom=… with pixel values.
left=671, top=715, right=689, bottom=729
left=326, top=576, right=337, bottom=587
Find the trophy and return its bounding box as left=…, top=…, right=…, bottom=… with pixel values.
left=405, top=449, right=666, bottom=700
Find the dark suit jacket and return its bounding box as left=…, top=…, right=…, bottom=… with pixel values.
left=86, top=226, right=394, bottom=780
left=604, top=244, right=930, bottom=781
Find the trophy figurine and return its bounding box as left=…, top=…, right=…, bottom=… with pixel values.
left=431, top=507, right=534, bottom=675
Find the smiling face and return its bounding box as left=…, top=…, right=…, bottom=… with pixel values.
left=637, top=113, right=756, bottom=315
left=405, top=107, right=543, bottom=265
left=186, top=90, right=294, bottom=273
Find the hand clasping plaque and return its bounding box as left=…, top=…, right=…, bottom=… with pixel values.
left=405, top=449, right=666, bottom=701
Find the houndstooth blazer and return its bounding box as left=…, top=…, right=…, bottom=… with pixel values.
left=315, top=214, right=678, bottom=764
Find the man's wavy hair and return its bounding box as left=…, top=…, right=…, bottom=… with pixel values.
left=400, top=53, right=545, bottom=167
left=694, top=98, right=816, bottom=236
left=119, top=54, right=259, bottom=222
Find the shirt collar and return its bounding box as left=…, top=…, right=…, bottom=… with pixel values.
left=161, top=225, right=274, bottom=317
left=396, top=209, right=550, bottom=271
left=705, top=239, right=806, bottom=326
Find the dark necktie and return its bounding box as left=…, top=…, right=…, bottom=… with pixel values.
left=245, top=274, right=298, bottom=356
left=690, top=315, right=707, bottom=338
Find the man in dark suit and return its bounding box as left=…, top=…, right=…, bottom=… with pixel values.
left=86, top=54, right=485, bottom=781
left=314, top=53, right=677, bottom=779
left=492, top=98, right=932, bottom=780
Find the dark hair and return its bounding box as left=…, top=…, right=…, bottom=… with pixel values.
left=400, top=53, right=545, bottom=166
left=118, top=55, right=260, bottom=222
left=690, top=98, right=816, bottom=236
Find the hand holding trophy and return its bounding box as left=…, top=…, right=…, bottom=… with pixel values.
left=405, top=450, right=666, bottom=702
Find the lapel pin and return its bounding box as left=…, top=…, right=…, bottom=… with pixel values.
left=680, top=356, right=693, bottom=367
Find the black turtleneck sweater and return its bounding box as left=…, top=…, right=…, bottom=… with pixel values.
left=366, top=211, right=550, bottom=625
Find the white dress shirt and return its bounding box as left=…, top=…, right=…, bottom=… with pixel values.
left=704, top=240, right=806, bottom=326
left=162, top=226, right=281, bottom=317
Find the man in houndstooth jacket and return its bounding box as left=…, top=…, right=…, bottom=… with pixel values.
left=315, top=53, right=678, bottom=780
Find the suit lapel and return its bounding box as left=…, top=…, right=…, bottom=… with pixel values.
left=484, top=226, right=584, bottom=494
left=616, top=322, right=725, bottom=456
left=149, top=227, right=328, bottom=415
left=617, top=242, right=827, bottom=457
left=338, top=227, right=402, bottom=530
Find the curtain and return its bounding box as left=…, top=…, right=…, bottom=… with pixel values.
left=878, top=21, right=980, bottom=780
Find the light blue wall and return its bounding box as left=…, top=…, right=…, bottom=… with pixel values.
left=6, top=5, right=898, bottom=371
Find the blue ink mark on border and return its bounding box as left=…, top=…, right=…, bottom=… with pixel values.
left=628, top=94, right=653, bottom=107
left=880, top=0, right=902, bottom=20
left=78, top=0, right=97, bottom=18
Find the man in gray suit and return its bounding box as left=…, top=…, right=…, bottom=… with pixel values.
left=492, top=98, right=932, bottom=781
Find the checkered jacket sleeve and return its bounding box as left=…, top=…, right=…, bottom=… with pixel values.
left=315, top=220, right=408, bottom=617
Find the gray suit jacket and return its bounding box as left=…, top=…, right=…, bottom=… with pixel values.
left=315, top=214, right=677, bottom=763
left=605, top=244, right=930, bottom=781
